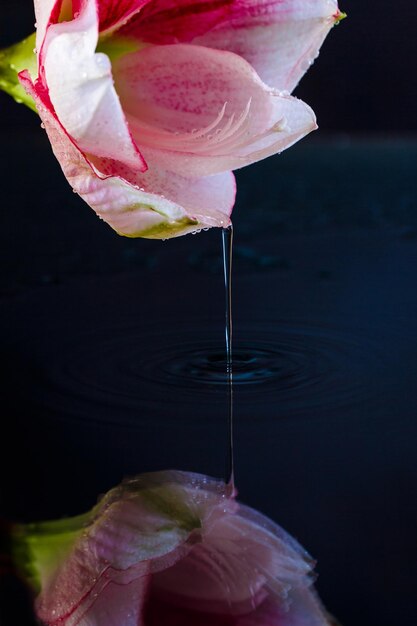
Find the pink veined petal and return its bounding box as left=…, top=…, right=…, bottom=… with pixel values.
left=18, top=469, right=332, bottom=626
left=145, top=485, right=331, bottom=626
left=150, top=504, right=312, bottom=617
left=19, top=71, right=235, bottom=239
left=119, top=0, right=235, bottom=43
left=113, top=43, right=316, bottom=178
left=119, top=0, right=340, bottom=92
left=62, top=578, right=149, bottom=626
left=94, top=0, right=151, bottom=35
left=192, top=0, right=342, bottom=92
left=29, top=469, right=229, bottom=624
left=42, top=0, right=147, bottom=179
left=235, top=588, right=333, bottom=626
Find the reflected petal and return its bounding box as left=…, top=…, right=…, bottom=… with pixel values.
left=13, top=471, right=334, bottom=626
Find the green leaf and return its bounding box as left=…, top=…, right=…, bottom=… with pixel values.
left=0, top=33, right=38, bottom=112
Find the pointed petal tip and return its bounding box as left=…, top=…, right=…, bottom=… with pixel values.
left=334, top=11, right=347, bottom=25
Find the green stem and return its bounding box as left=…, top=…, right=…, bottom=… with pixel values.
left=0, top=32, right=38, bottom=112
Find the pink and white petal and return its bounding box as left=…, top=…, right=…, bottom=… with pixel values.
left=113, top=44, right=271, bottom=136
left=192, top=0, right=342, bottom=92
left=34, top=0, right=62, bottom=61
left=95, top=0, right=151, bottom=36
left=20, top=71, right=235, bottom=238
left=236, top=588, right=332, bottom=626
left=119, top=0, right=234, bottom=44
left=32, top=470, right=236, bottom=624
left=62, top=577, right=149, bottom=626
left=77, top=157, right=235, bottom=237
left=118, top=0, right=340, bottom=91
left=32, top=471, right=217, bottom=622
left=151, top=503, right=313, bottom=616
left=42, top=0, right=147, bottom=177
left=138, top=93, right=315, bottom=176
left=113, top=44, right=316, bottom=177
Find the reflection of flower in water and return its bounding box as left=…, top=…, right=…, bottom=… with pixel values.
left=13, top=471, right=336, bottom=625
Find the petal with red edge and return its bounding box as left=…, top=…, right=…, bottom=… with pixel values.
left=29, top=470, right=229, bottom=623
left=14, top=470, right=333, bottom=626
left=113, top=43, right=316, bottom=177
left=119, top=0, right=341, bottom=92
left=34, top=0, right=61, bottom=61
left=19, top=71, right=235, bottom=239
left=63, top=578, right=149, bottom=626
left=191, top=0, right=341, bottom=92
left=95, top=0, right=150, bottom=35
left=43, top=0, right=147, bottom=178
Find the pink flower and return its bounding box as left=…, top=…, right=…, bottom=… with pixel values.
left=17, top=0, right=342, bottom=239
left=15, top=471, right=335, bottom=626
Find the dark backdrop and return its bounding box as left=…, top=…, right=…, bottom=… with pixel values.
left=1, top=0, right=417, bottom=132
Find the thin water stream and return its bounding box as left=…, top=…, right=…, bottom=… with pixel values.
left=222, top=225, right=235, bottom=494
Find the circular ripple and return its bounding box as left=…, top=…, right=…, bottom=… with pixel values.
left=25, top=320, right=386, bottom=424
left=161, top=347, right=288, bottom=385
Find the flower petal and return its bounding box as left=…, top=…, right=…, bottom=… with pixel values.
left=19, top=71, right=234, bottom=238
left=150, top=502, right=312, bottom=616
left=192, top=0, right=342, bottom=92
left=95, top=0, right=151, bottom=35
left=235, top=588, right=332, bottom=626
left=42, top=0, right=147, bottom=178
left=119, top=0, right=341, bottom=92
left=34, top=0, right=61, bottom=60
left=65, top=578, right=149, bottom=626
left=20, top=471, right=230, bottom=624
left=120, top=0, right=234, bottom=43
left=113, top=43, right=316, bottom=177
left=14, top=471, right=332, bottom=626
